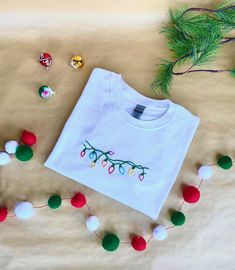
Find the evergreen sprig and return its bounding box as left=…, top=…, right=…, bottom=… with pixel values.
left=152, top=0, right=235, bottom=95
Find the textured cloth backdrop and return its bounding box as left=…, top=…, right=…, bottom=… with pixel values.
left=0, top=1, right=234, bottom=269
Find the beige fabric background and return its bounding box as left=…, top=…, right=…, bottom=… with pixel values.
left=0, top=1, right=234, bottom=269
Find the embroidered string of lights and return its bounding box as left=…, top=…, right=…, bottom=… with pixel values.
left=0, top=150, right=233, bottom=252
left=81, top=140, right=149, bottom=181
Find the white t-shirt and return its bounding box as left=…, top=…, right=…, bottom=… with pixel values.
left=45, top=68, right=200, bottom=219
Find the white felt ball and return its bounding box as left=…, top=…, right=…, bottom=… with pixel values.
left=0, top=152, right=10, bottom=166
left=86, top=216, right=100, bottom=231
left=198, top=165, right=213, bottom=180
left=14, top=202, right=34, bottom=220
left=152, top=225, right=168, bottom=240
left=4, top=140, right=19, bottom=154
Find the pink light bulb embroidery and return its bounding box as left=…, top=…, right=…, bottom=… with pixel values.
left=102, top=160, right=108, bottom=167
left=138, top=174, right=144, bottom=181
left=80, top=150, right=86, bottom=157
left=108, top=165, right=115, bottom=174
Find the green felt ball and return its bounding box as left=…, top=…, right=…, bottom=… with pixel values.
left=48, top=195, right=62, bottom=209
left=217, top=155, right=233, bottom=170
left=15, top=145, right=33, bottom=161
left=171, top=211, right=185, bottom=226
left=102, top=233, right=120, bottom=252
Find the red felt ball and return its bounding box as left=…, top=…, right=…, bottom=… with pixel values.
left=183, top=186, right=200, bottom=203
left=21, top=130, right=37, bottom=146
left=0, top=207, right=8, bottom=222
left=71, top=193, right=86, bottom=208
left=131, top=236, right=146, bottom=251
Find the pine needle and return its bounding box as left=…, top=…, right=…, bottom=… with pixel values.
left=151, top=61, right=174, bottom=95
left=230, top=69, right=235, bottom=77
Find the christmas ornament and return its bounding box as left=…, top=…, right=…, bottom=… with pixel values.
left=39, top=52, right=53, bottom=70
left=0, top=152, right=10, bottom=165
left=217, top=155, right=233, bottom=170
left=14, top=202, right=34, bottom=219
left=15, top=145, right=33, bottom=161
left=86, top=216, right=100, bottom=231
left=171, top=211, right=185, bottom=226
left=198, top=165, right=213, bottom=179
left=48, top=195, right=62, bottom=209
left=4, top=140, right=19, bottom=154
left=71, top=193, right=86, bottom=208
left=131, top=236, right=146, bottom=251
left=0, top=207, right=8, bottom=222
left=183, top=186, right=200, bottom=203
left=152, top=225, right=168, bottom=240
left=38, top=85, right=55, bottom=100
left=70, top=55, right=84, bottom=70
left=21, top=130, right=37, bottom=146
left=102, top=233, right=120, bottom=252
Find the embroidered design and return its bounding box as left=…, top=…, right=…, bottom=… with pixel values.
left=80, top=140, right=149, bottom=181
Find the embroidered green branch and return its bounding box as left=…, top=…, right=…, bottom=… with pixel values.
left=80, top=140, right=149, bottom=181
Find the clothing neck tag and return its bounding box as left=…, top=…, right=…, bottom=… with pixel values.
left=132, top=104, right=146, bottom=119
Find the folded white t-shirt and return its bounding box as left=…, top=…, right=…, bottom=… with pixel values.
left=45, top=68, right=200, bottom=219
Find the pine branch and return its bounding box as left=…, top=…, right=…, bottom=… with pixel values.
left=172, top=67, right=230, bottom=75
left=181, top=5, right=235, bottom=17
left=151, top=0, right=235, bottom=94
left=221, top=36, right=235, bottom=43
left=151, top=61, right=174, bottom=95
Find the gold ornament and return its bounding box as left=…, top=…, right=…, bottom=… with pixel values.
left=71, top=55, right=84, bottom=69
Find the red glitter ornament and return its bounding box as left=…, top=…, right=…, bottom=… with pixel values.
left=183, top=186, right=200, bottom=203
left=71, top=193, right=86, bottom=208
left=21, top=130, right=37, bottom=146
left=0, top=207, right=8, bottom=222
left=39, top=52, right=53, bottom=69
left=131, top=236, right=146, bottom=251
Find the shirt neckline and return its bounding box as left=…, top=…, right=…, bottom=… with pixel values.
left=111, top=72, right=177, bottom=130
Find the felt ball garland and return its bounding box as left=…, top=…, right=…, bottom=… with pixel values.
left=0, top=152, right=10, bottom=165
left=86, top=216, right=100, bottom=231
left=48, top=195, right=62, bottom=209
left=0, top=130, right=36, bottom=165
left=4, top=140, right=19, bottom=154
left=15, top=145, right=33, bottom=162
left=198, top=165, right=213, bottom=180
left=171, top=211, right=186, bottom=226
left=71, top=193, right=86, bottom=208
left=1, top=154, right=233, bottom=252
left=131, top=236, right=146, bottom=251
left=14, top=202, right=34, bottom=220
left=0, top=207, right=8, bottom=222
left=217, top=155, right=233, bottom=170
left=183, top=186, right=200, bottom=203
left=152, top=225, right=168, bottom=240
left=102, top=233, right=120, bottom=251
left=21, top=130, right=37, bottom=146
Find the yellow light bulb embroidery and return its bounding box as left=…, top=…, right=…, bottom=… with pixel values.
left=128, top=167, right=135, bottom=176
left=91, top=162, right=96, bottom=168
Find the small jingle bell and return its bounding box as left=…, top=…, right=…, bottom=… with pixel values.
left=38, top=85, right=55, bottom=100
left=39, top=52, right=53, bottom=69
left=71, top=55, right=84, bottom=70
